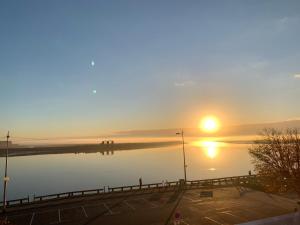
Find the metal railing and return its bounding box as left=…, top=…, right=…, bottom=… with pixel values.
left=108, top=181, right=180, bottom=192
left=186, top=175, right=258, bottom=188
left=0, top=175, right=258, bottom=208
left=0, top=196, right=30, bottom=207
left=33, top=188, right=104, bottom=201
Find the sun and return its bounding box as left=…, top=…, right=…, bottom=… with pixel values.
left=199, top=116, right=220, bottom=133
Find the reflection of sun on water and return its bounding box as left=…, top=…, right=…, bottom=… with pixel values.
left=193, top=140, right=225, bottom=159
left=203, top=141, right=218, bottom=158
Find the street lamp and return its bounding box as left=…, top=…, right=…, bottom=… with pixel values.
left=176, top=129, right=187, bottom=182
left=2, top=131, right=10, bottom=213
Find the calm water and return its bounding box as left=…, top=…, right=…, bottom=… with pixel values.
left=0, top=141, right=253, bottom=200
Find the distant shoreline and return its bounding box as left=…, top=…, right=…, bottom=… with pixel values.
left=0, top=141, right=181, bottom=157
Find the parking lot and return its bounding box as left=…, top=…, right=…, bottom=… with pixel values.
left=177, top=188, right=297, bottom=225
left=0, top=187, right=297, bottom=225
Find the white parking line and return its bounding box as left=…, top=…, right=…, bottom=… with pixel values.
left=216, top=207, right=230, bottom=211
left=81, top=206, right=88, bottom=218
left=186, top=192, right=200, bottom=197
left=140, top=198, right=158, bottom=208
left=193, top=199, right=204, bottom=203
left=58, top=209, right=61, bottom=223
left=196, top=201, right=214, bottom=206
left=220, top=211, right=238, bottom=217
left=220, top=210, right=247, bottom=220
left=181, top=219, right=191, bottom=225
left=216, top=203, right=242, bottom=211
left=29, top=212, right=35, bottom=225
left=124, top=200, right=136, bottom=211
left=204, top=216, right=224, bottom=225
left=183, top=196, right=204, bottom=203
left=183, top=196, right=196, bottom=201
left=103, top=203, right=113, bottom=215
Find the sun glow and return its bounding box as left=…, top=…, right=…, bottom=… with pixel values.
left=200, top=116, right=220, bottom=133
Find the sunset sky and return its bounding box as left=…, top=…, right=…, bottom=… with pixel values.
left=0, top=1, right=300, bottom=138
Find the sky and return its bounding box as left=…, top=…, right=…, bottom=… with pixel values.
left=0, top=0, right=300, bottom=138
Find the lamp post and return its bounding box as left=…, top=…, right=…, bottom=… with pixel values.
left=176, top=129, right=187, bottom=182
left=2, top=131, right=10, bottom=213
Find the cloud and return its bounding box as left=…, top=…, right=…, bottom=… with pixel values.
left=174, top=80, right=196, bottom=87
left=277, top=17, right=289, bottom=26
left=249, top=61, right=269, bottom=70
left=294, top=74, right=300, bottom=79
left=286, top=117, right=300, bottom=121
left=275, top=16, right=299, bottom=32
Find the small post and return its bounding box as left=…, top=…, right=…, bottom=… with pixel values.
left=176, top=130, right=187, bottom=182
left=2, top=131, right=10, bottom=213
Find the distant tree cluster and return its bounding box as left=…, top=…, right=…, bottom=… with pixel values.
left=249, top=129, right=300, bottom=195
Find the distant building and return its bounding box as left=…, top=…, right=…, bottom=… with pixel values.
left=100, top=140, right=115, bottom=145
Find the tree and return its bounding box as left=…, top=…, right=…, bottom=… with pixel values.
left=249, top=129, right=300, bottom=195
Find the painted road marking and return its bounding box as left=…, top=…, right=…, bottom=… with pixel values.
left=219, top=211, right=246, bottom=222
left=216, top=203, right=242, bottom=211
left=183, top=196, right=196, bottom=201
left=183, top=196, right=204, bottom=204
left=196, top=202, right=214, bottom=206
left=181, top=219, right=191, bottom=225
left=192, top=199, right=203, bottom=203
left=29, top=212, right=35, bottom=225
left=141, top=198, right=158, bottom=208
left=216, top=207, right=230, bottom=211
left=204, top=216, right=224, bottom=225
left=220, top=211, right=239, bottom=217
left=103, top=203, right=113, bottom=215
left=187, top=192, right=201, bottom=197
left=124, top=200, right=135, bottom=211
left=58, top=209, right=61, bottom=223
left=81, top=206, right=88, bottom=218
